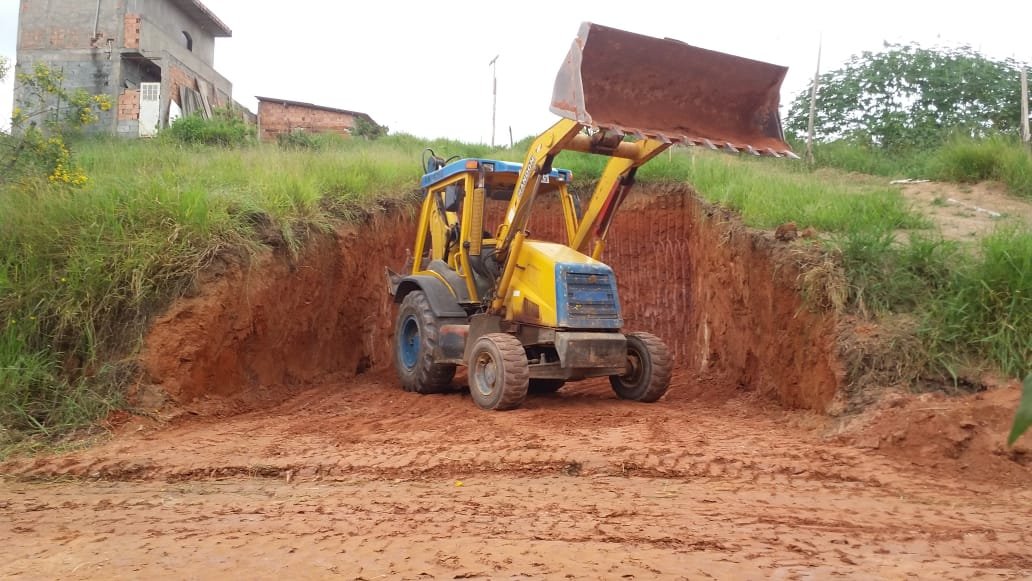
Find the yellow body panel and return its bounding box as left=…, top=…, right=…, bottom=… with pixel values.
left=504, top=240, right=606, bottom=326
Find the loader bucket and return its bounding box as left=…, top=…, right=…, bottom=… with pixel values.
left=551, top=23, right=794, bottom=156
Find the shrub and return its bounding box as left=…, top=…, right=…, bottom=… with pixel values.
left=164, top=108, right=255, bottom=147
left=273, top=130, right=353, bottom=151
left=352, top=116, right=389, bottom=140
left=276, top=129, right=320, bottom=150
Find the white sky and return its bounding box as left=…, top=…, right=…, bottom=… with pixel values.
left=1, top=0, right=1029, bottom=142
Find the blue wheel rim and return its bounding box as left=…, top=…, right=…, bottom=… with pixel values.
left=399, top=315, right=420, bottom=370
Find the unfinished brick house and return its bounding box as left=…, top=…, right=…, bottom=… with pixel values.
left=256, top=97, right=378, bottom=142
left=15, top=0, right=234, bottom=137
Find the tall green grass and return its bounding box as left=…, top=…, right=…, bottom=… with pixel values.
left=924, top=227, right=1032, bottom=377
left=809, top=136, right=1032, bottom=198
left=556, top=148, right=927, bottom=233
left=808, top=139, right=936, bottom=178
left=925, top=137, right=1032, bottom=197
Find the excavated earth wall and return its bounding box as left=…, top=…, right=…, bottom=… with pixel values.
left=140, top=185, right=844, bottom=411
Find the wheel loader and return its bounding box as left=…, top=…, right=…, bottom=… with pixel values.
left=386, top=23, right=793, bottom=410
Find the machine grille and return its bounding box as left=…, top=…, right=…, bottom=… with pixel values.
left=564, top=271, right=620, bottom=324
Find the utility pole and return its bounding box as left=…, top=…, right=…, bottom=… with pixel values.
left=1021, top=68, right=1030, bottom=146
left=489, top=55, right=499, bottom=147
left=805, top=36, right=822, bottom=165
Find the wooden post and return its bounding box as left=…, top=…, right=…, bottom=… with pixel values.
left=805, top=37, right=822, bottom=165
left=1021, top=68, right=1030, bottom=145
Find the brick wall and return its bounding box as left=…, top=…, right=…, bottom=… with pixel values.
left=124, top=14, right=141, bottom=49
left=118, top=89, right=141, bottom=121
left=169, top=65, right=197, bottom=105
left=258, top=101, right=358, bottom=141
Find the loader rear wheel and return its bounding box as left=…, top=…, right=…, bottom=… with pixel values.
left=609, top=332, right=672, bottom=403
left=468, top=333, right=529, bottom=411
left=394, top=290, right=456, bottom=394
left=528, top=379, right=565, bottom=394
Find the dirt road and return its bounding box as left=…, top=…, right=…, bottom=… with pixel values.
left=3, top=373, right=1030, bottom=579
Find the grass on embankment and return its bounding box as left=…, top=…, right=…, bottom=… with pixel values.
left=808, top=136, right=1032, bottom=198
left=1, top=133, right=1029, bottom=451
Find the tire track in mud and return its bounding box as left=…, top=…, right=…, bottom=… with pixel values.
left=0, top=375, right=996, bottom=499
left=3, top=474, right=1029, bottom=580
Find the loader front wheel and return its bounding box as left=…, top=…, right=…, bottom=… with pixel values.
left=394, top=290, right=456, bottom=394
left=609, top=332, right=672, bottom=403
left=468, top=333, right=529, bottom=411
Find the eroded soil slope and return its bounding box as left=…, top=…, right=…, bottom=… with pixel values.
left=139, top=186, right=843, bottom=412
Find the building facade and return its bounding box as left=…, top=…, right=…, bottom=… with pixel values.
left=16, top=0, right=233, bottom=137
left=256, top=97, right=377, bottom=142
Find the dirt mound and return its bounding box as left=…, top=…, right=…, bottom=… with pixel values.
left=138, top=184, right=844, bottom=412
left=838, top=378, right=1029, bottom=485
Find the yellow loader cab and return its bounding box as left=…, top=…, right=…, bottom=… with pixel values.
left=387, top=22, right=791, bottom=411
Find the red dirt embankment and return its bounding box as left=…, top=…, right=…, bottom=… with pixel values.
left=139, top=185, right=842, bottom=411
left=139, top=208, right=413, bottom=404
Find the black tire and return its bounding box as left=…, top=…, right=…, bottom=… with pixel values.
left=528, top=379, right=565, bottom=394
left=609, top=332, right=672, bottom=403
left=393, top=290, right=456, bottom=394
left=468, top=333, right=529, bottom=411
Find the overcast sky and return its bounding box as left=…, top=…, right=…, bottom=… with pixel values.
left=1, top=0, right=1029, bottom=142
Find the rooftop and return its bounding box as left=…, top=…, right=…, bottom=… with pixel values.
left=255, top=96, right=375, bottom=124
left=170, top=0, right=232, bottom=37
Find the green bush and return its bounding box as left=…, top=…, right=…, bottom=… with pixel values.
left=164, top=108, right=255, bottom=147
left=276, top=129, right=320, bottom=150
left=275, top=130, right=352, bottom=150
left=352, top=116, right=389, bottom=140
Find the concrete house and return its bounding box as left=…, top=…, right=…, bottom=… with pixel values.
left=15, top=0, right=234, bottom=137
left=256, top=96, right=378, bottom=142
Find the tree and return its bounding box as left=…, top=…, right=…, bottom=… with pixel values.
left=0, top=55, right=9, bottom=82
left=785, top=44, right=1030, bottom=151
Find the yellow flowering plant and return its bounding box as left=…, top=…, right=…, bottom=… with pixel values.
left=2, top=63, right=109, bottom=188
